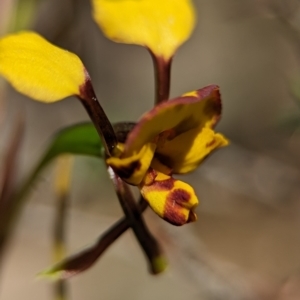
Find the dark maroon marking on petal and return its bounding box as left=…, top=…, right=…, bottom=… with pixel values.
left=114, top=161, right=141, bottom=179
left=152, top=178, right=174, bottom=191
left=175, top=118, right=194, bottom=130
left=124, top=85, right=221, bottom=153
left=143, top=168, right=158, bottom=186
left=197, top=85, right=220, bottom=100
left=167, top=189, right=191, bottom=205
left=206, top=138, right=216, bottom=148
left=163, top=203, right=186, bottom=226
left=158, top=129, right=176, bottom=142
left=161, top=189, right=194, bottom=225
left=204, top=98, right=221, bottom=118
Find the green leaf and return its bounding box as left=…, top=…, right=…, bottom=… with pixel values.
left=18, top=122, right=103, bottom=200
left=42, top=122, right=103, bottom=163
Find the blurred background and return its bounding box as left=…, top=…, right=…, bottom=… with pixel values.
left=1, top=0, right=300, bottom=299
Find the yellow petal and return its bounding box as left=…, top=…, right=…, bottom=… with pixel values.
left=140, top=169, right=198, bottom=226
left=0, top=31, right=86, bottom=102
left=106, top=142, right=156, bottom=185
left=157, top=127, right=229, bottom=173
left=92, top=0, right=196, bottom=60
left=124, top=86, right=222, bottom=156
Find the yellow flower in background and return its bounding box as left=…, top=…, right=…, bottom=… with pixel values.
left=107, top=85, right=229, bottom=225
left=92, top=0, right=196, bottom=60
left=0, top=31, right=86, bottom=102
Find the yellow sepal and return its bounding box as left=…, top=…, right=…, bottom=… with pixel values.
left=0, top=31, right=86, bottom=102
left=92, top=0, right=196, bottom=60
left=157, top=127, right=229, bottom=173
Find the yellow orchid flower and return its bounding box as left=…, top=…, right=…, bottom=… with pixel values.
left=0, top=31, right=86, bottom=102
left=107, top=85, right=229, bottom=226
left=92, top=0, right=196, bottom=60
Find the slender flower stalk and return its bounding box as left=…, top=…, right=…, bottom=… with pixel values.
left=108, top=167, right=167, bottom=274
left=78, top=73, right=118, bottom=156
left=0, top=115, right=24, bottom=214
left=0, top=116, right=24, bottom=267
left=150, top=53, right=172, bottom=105
left=52, top=156, right=73, bottom=300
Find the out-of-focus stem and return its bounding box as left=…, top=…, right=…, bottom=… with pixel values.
left=150, top=52, right=172, bottom=105
left=0, top=115, right=24, bottom=217
left=53, top=156, right=73, bottom=300
left=108, top=167, right=166, bottom=274
left=0, top=116, right=24, bottom=271
left=0, top=153, right=47, bottom=267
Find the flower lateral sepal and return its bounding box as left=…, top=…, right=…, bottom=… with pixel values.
left=140, top=169, right=198, bottom=226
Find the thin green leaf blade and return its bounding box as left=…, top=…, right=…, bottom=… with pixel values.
left=43, top=122, right=103, bottom=164
left=15, top=122, right=103, bottom=203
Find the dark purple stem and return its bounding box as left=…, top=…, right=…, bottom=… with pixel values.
left=150, top=52, right=172, bottom=105
left=0, top=116, right=24, bottom=270
left=51, top=198, right=148, bottom=279
left=78, top=73, right=117, bottom=156
left=108, top=167, right=164, bottom=274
